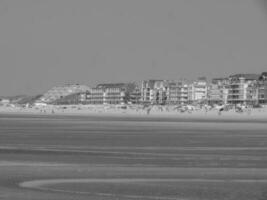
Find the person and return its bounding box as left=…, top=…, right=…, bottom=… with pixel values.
left=204, top=105, right=208, bottom=115
left=146, top=107, right=151, bottom=115
left=246, top=106, right=252, bottom=115
left=218, top=107, right=224, bottom=115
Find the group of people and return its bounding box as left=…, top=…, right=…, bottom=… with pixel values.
left=139, top=104, right=257, bottom=116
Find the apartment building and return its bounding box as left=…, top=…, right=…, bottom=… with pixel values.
left=167, top=80, right=189, bottom=105
left=141, top=80, right=168, bottom=105
left=84, top=84, right=125, bottom=105
left=129, top=86, right=142, bottom=104
left=188, top=77, right=208, bottom=103
left=227, top=74, right=259, bottom=105
left=82, top=83, right=140, bottom=105
left=258, top=72, right=267, bottom=104
left=141, top=80, right=155, bottom=104
left=167, top=81, right=180, bottom=105
left=39, top=84, right=90, bottom=104
left=208, top=78, right=229, bottom=105
left=84, top=88, right=105, bottom=104
left=207, top=84, right=222, bottom=105
left=104, top=87, right=125, bottom=104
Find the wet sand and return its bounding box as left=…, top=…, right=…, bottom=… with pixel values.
left=0, top=114, right=267, bottom=199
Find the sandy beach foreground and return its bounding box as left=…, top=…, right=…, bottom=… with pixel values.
left=0, top=114, right=267, bottom=199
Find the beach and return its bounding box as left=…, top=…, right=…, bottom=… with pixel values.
left=0, top=104, right=267, bottom=121
left=0, top=114, right=267, bottom=199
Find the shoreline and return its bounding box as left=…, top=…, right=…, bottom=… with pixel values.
left=1, top=105, right=267, bottom=123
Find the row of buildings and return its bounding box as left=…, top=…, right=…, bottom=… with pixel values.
left=36, top=72, right=267, bottom=106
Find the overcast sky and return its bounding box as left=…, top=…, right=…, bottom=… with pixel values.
left=1, top=0, right=267, bottom=95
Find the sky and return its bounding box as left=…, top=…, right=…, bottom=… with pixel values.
left=1, top=0, right=267, bottom=96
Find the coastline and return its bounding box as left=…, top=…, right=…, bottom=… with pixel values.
left=1, top=105, right=267, bottom=123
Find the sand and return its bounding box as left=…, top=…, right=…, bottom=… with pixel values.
left=1, top=114, right=267, bottom=200
left=0, top=104, right=267, bottom=121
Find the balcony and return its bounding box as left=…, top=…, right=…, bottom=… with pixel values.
left=228, top=90, right=244, bottom=95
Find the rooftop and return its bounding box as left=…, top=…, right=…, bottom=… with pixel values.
left=229, top=74, right=260, bottom=80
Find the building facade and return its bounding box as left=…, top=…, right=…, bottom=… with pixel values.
left=104, top=87, right=125, bottom=104
left=81, top=83, right=140, bottom=105
left=167, top=80, right=189, bottom=105
left=207, top=84, right=222, bottom=105
left=188, top=78, right=208, bottom=104
left=141, top=80, right=168, bottom=105
left=227, top=74, right=259, bottom=105
left=129, top=86, right=142, bottom=104
left=258, top=72, right=267, bottom=105
left=207, top=78, right=229, bottom=105
left=84, top=88, right=105, bottom=104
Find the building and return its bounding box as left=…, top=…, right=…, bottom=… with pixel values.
left=207, top=84, right=223, bottom=105
left=167, top=81, right=180, bottom=105
left=129, top=85, right=142, bottom=104
left=247, top=82, right=259, bottom=104
left=85, top=84, right=125, bottom=105
left=208, top=78, right=229, bottom=105
left=38, top=84, right=90, bottom=104
left=82, top=83, right=139, bottom=105
left=167, top=80, right=189, bottom=105
left=141, top=80, right=156, bottom=104
left=141, top=80, right=168, bottom=105
left=227, top=74, right=259, bottom=105
left=212, top=79, right=229, bottom=103
left=258, top=72, right=267, bottom=105
left=84, top=88, right=105, bottom=104
left=188, top=77, right=208, bottom=104
left=0, top=98, right=10, bottom=105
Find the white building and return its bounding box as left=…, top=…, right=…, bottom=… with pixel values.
left=258, top=72, right=267, bottom=105
left=188, top=78, right=208, bottom=103
left=167, top=80, right=189, bottom=105
left=208, top=78, right=229, bottom=105
left=227, top=74, right=259, bottom=105
left=83, top=83, right=138, bottom=105
left=141, top=80, right=168, bottom=104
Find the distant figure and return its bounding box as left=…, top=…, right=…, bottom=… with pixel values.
left=146, top=107, right=151, bottom=115
left=218, top=107, right=224, bottom=116
left=166, top=107, right=170, bottom=112
left=52, top=109, right=55, bottom=114
left=246, top=107, right=252, bottom=115
left=204, top=105, right=208, bottom=115
left=235, top=107, right=243, bottom=113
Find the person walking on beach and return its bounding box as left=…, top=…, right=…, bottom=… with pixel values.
left=218, top=107, right=224, bottom=116
left=246, top=106, right=252, bottom=115
left=204, top=105, right=209, bottom=115
left=146, top=107, right=151, bottom=115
